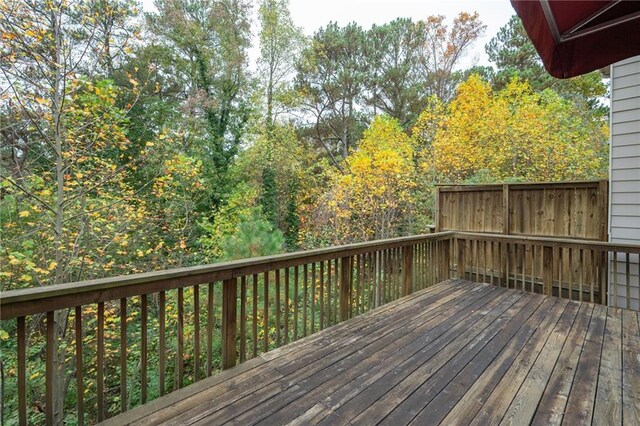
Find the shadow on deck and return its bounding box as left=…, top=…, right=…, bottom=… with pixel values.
left=102, top=279, right=640, bottom=425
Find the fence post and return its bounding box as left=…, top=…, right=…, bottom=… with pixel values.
left=403, top=245, right=414, bottom=296
left=598, top=179, right=608, bottom=242
left=435, top=187, right=441, bottom=232
left=340, top=256, right=353, bottom=321
left=222, top=278, right=237, bottom=370
left=543, top=246, right=554, bottom=296
left=503, top=184, right=510, bottom=235
left=457, top=238, right=466, bottom=279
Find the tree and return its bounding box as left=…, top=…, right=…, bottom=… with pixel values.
left=416, top=74, right=608, bottom=183
left=360, top=14, right=485, bottom=126
left=234, top=123, right=315, bottom=249
left=363, top=18, right=428, bottom=129
left=147, top=0, right=253, bottom=206
left=486, top=15, right=607, bottom=112
left=256, top=0, right=305, bottom=235
left=0, top=1, right=168, bottom=421
left=314, top=115, right=417, bottom=244
left=421, top=12, right=486, bottom=102
left=219, top=207, right=284, bottom=260
left=197, top=185, right=284, bottom=260
left=257, top=0, right=305, bottom=127
left=296, top=22, right=367, bottom=165
left=83, top=0, right=141, bottom=77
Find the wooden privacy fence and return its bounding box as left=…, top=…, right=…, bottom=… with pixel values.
left=435, top=180, right=609, bottom=241
left=2, top=231, right=639, bottom=425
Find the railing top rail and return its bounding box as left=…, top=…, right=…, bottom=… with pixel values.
left=454, top=231, right=640, bottom=253
left=0, top=232, right=454, bottom=319
left=4, top=230, right=638, bottom=320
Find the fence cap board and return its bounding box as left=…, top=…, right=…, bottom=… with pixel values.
left=435, top=179, right=607, bottom=188
left=436, top=180, right=606, bottom=192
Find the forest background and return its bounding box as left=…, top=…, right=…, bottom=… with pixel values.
left=1, top=0, right=609, bottom=292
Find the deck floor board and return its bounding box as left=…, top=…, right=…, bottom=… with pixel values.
left=101, top=280, right=640, bottom=426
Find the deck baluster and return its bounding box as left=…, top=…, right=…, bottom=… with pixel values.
left=141, top=295, right=148, bottom=403
left=341, top=256, right=352, bottom=322
left=177, top=288, right=184, bottom=389
left=194, top=285, right=201, bottom=379
left=120, top=298, right=127, bottom=411
left=403, top=245, right=413, bottom=297
left=293, top=266, right=299, bottom=340
left=275, top=269, right=281, bottom=345
left=239, top=277, right=246, bottom=362
left=206, top=284, right=213, bottom=375
left=18, top=316, right=26, bottom=426
left=75, top=306, right=84, bottom=425
left=284, top=269, right=289, bottom=344
left=252, top=275, right=258, bottom=356
left=97, top=302, right=105, bottom=419
left=46, top=311, right=54, bottom=424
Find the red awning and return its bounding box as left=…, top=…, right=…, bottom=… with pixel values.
left=511, top=0, right=640, bottom=78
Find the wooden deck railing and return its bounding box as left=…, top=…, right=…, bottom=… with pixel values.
left=1, top=231, right=638, bottom=425
left=453, top=233, right=640, bottom=310
left=0, top=233, right=453, bottom=425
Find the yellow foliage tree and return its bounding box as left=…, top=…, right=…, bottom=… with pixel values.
left=415, top=74, right=609, bottom=183
left=318, top=115, right=416, bottom=244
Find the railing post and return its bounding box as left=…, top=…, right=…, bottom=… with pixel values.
left=457, top=238, right=466, bottom=279
left=403, top=245, right=414, bottom=296
left=543, top=246, right=554, bottom=296
left=443, top=239, right=451, bottom=280
left=222, top=278, right=237, bottom=370
left=598, top=179, right=608, bottom=242
left=501, top=242, right=509, bottom=287
left=340, top=256, right=352, bottom=321
left=599, top=251, right=608, bottom=305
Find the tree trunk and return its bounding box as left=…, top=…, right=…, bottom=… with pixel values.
left=266, top=64, right=274, bottom=128
left=51, top=6, right=68, bottom=424
left=341, top=101, right=348, bottom=158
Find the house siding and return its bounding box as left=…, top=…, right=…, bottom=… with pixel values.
left=610, top=55, right=640, bottom=311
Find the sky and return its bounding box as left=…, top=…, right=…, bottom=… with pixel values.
left=141, top=0, right=516, bottom=68
left=287, top=0, right=515, bottom=66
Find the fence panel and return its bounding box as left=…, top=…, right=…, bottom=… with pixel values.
left=436, top=180, right=608, bottom=241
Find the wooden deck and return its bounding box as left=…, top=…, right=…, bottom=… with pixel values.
left=103, top=279, right=640, bottom=425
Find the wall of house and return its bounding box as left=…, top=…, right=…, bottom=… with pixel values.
left=610, top=55, right=640, bottom=310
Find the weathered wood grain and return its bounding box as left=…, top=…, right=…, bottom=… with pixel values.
left=498, top=301, right=581, bottom=425
left=562, top=303, right=607, bottom=426
left=593, top=306, right=623, bottom=425
left=443, top=297, right=567, bottom=425
left=422, top=296, right=561, bottom=425
left=99, top=281, right=638, bottom=426
left=621, top=309, right=640, bottom=424
left=530, top=303, right=594, bottom=425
